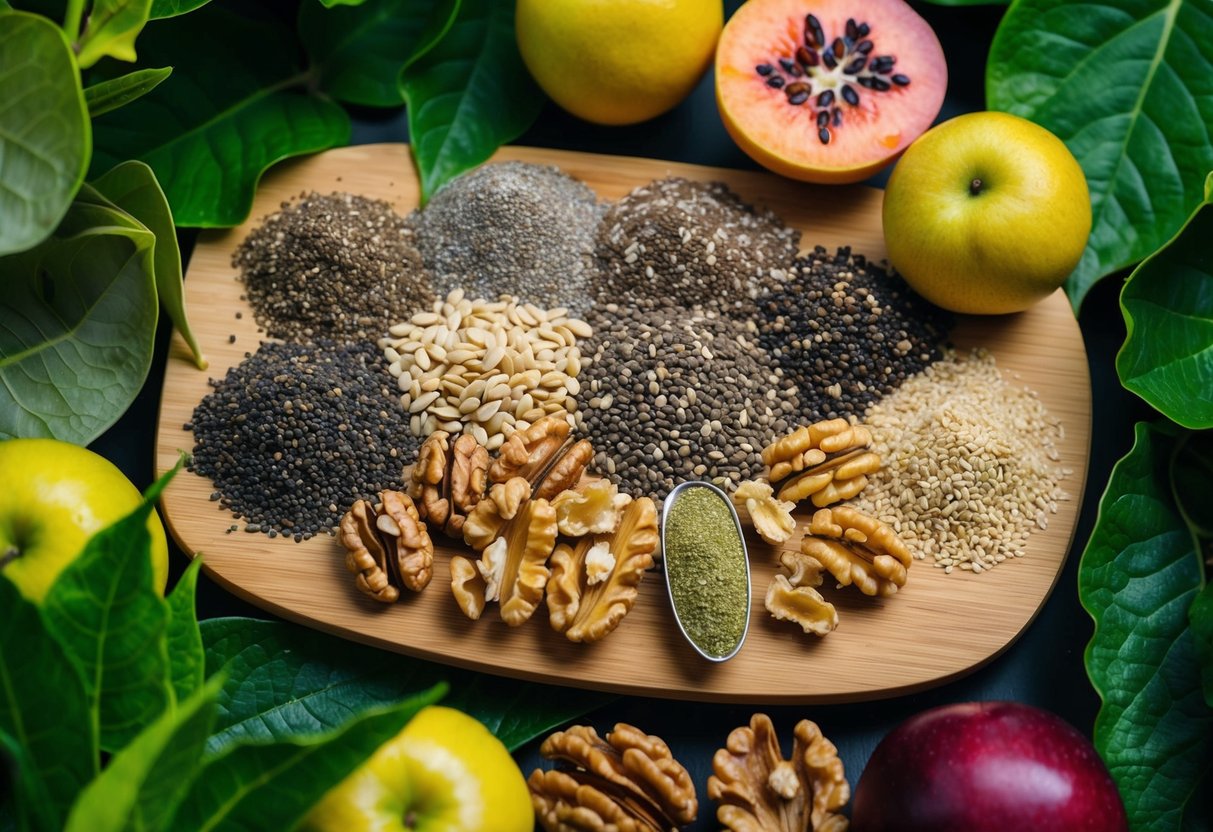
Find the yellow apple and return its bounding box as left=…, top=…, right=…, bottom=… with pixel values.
left=0, top=438, right=168, bottom=603
left=302, top=706, right=533, bottom=832
left=882, top=111, right=1091, bottom=314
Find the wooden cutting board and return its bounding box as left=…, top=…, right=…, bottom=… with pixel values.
left=156, top=144, right=1091, bottom=703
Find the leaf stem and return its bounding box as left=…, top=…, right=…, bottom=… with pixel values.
left=63, top=0, right=85, bottom=44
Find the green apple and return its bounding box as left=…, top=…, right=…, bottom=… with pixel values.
left=303, top=706, right=533, bottom=832
left=882, top=111, right=1092, bottom=314
left=0, top=438, right=168, bottom=603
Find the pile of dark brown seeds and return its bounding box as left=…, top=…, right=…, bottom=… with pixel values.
left=233, top=192, right=433, bottom=343
left=757, top=246, right=951, bottom=421
left=593, top=178, right=799, bottom=316
left=579, top=303, right=801, bottom=499
left=186, top=341, right=418, bottom=539
left=408, top=162, right=603, bottom=315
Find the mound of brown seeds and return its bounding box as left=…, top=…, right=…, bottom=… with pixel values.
left=593, top=177, right=799, bottom=316
left=408, top=162, right=603, bottom=315
left=757, top=246, right=950, bottom=421
left=579, top=303, right=801, bottom=499
left=186, top=340, right=418, bottom=539
left=233, top=192, right=433, bottom=343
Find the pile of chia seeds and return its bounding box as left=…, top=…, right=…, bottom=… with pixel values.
left=233, top=192, right=434, bottom=343
left=186, top=341, right=418, bottom=539
left=579, top=303, right=800, bottom=499
left=408, top=162, right=603, bottom=315
left=593, top=178, right=799, bottom=316
left=757, top=246, right=951, bottom=421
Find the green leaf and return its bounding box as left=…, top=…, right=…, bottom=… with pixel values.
left=91, top=160, right=207, bottom=369
left=64, top=675, right=223, bottom=832
left=0, top=11, right=90, bottom=256
left=1191, top=583, right=1213, bottom=709
left=987, top=0, right=1213, bottom=311
left=0, top=188, right=158, bottom=444
left=201, top=617, right=611, bottom=754
left=0, top=576, right=93, bottom=832
left=1116, top=178, right=1213, bottom=428
left=91, top=4, right=350, bottom=227
left=84, top=67, right=172, bottom=117
left=76, top=0, right=153, bottom=68
left=401, top=0, right=544, bottom=202
left=1080, top=422, right=1213, bottom=831
left=170, top=684, right=444, bottom=832
left=40, top=464, right=180, bottom=752
left=164, top=558, right=205, bottom=704
left=300, top=0, right=459, bottom=107
left=148, top=0, right=210, bottom=17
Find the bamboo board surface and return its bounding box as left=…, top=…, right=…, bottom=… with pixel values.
left=157, top=144, right=1091, bottom=703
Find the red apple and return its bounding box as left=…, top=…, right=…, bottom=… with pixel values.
left=851, top=701, right=1127, bottom=832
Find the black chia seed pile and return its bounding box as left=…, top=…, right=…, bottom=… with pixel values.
left=593, top=177, right=799, bottom=316
left=233, top=191, right=434, bottom=343
left=579, top=303, right=801, bottom=499
left=407, top=162, right=603, bottom=315
left=186, top=341, right=418, bottom=539
left=757, top=246, right=952, bottom=421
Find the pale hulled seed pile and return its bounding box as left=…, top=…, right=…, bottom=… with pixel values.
left=408, top=162, right=603, bottom=315
left=851, top=350, right=1069, bottom=573
left=579, top=302, right=800, bottom=499
left=593, top=177, right=799, bottom=315
left=233, top=192, right=433, bottom=343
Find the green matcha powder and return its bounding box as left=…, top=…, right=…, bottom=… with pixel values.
left=664, top=486, right=749, bottom=658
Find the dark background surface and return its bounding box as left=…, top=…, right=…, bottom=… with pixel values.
left=90, top=1, right=1153, bottom=824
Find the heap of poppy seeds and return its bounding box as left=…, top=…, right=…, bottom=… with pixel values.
left=185, top=341, right=418, bottom=539
left=579, top=303, right=800, bottom=499
left=757, top=246, right=950, bottom=421
left=233, top=191, right=433, bottom=343
left=407, top=162, right=603, bottom=315
left=593, top=177, right=799, bottom=316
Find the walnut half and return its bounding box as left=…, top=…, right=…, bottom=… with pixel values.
left=734, top=479, right=797, bottom=545
left=762, top=419, right=880, bottom=508
left=765, top=551, right=838, bottom=636
left=708, top=713, right=850, bottom=832
left=530, top=723, right=698, bottom=832
left=338, top=491, right=434, bottom=603
left=801, top=506, right=912, bottom=597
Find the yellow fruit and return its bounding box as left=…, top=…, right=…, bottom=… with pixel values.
left=882, top=111, right=1091, bottom=315
left=303, top=706, right=533, bottom=832
left=517, top=0, right=722, bottom=126
left=0, top=438, right=169, bottom=603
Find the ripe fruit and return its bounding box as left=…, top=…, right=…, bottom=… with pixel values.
left=516, top=0, right=722, bottom=126
left=882, top=111, right=1091, bottom=314
left=302, top=706, right=533, bottom=832
left=851, top=701, right=1128, bottom=832
left=716, top=0, right=946, bottom=184
left=0, top=438, right=168, bottom=603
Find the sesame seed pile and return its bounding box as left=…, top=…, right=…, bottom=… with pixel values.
left=757, top=246, right=951, bottom=421
left=408, top=162, right=603, bottom=316
left=579, top=302, right=801, bottom=499
left=233, top=192, right=433, bottom=343
left=186, top=341, right=418, bottom=539
left=851, top=350, right=1069, bottom=573
left=593, top=178, right=799, bottom=316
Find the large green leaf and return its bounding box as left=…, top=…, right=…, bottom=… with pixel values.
left=0, top=576, right=93, bottom=832
left=1117, top=172, right=1213, bottom=428
left=164, top=558, right=206, bottom=705
left=0, top=11, right=90, bottom=256
left=0, top=188, right=158, bottom=444
left=40, top=464, right=178, bottom=752
left=300, top=0, right=459, bottom=107
left=76, top=0, right=153, bottom=68
left=92, top=160, right=207, bottom=369
left=201, top=617, right=611, bottom=754
left=91, top=4, right=350, bottom=226
left=170, top=685, right=443, bottom=832
left=987, top=0, right=1213, bottom=311
left=63, top=675, right=223, bottom=832
left=1080, top=422, right=1213, bottom=830
left=400, top=0, right=544, bottom=202
left=84, top=67, right=172, bottom=117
